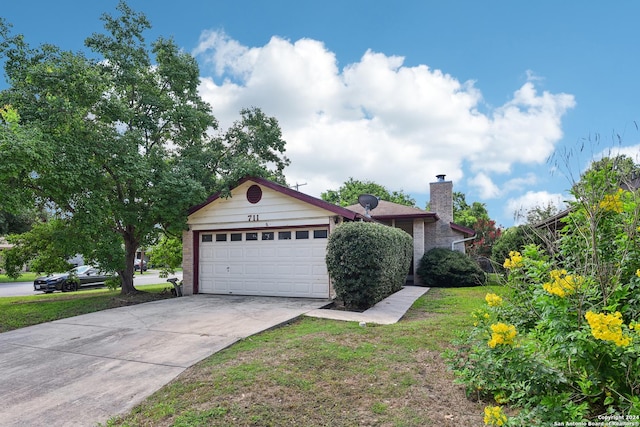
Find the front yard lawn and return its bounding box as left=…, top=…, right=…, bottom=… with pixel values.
left=105, top=286, right=500, bottom=427
left=0, top=272, right=38, bottom=283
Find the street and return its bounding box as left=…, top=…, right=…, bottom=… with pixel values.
left=0, top=270, right=183, bottom=297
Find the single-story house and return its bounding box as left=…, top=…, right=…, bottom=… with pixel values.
left=345, top=175, right=476, bottom=283
left=182, top=175, right=474, bottom=298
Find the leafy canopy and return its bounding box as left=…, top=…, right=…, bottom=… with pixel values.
left=321, top=177, right=416, bottom=207
left=0, top=2, right=289, bottom=292
left=452, top=191, right=490, bottom=229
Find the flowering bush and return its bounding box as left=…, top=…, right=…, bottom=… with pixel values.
left=447, top=163, right=640, bottom=424
left=487, top=322, right=517, bottom=348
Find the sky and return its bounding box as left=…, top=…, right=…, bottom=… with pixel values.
left=2, top=1, right=640, bottom=227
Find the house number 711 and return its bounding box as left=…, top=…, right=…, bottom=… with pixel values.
left=247, top=214, right=259, bottom=221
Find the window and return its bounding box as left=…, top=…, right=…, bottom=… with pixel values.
left=246, top=184, right=263, bottom=204
left=246, top=232, right=258, bottom=241
left=201, top=234, right=213, bottom=242
left=313, top=230, right=328, bottom=239
left=216, top=234, right=227, bottom=242
left=278, top=231, right=292, bottom=240
left=230, top=233, right=242, bottom=242
left=262, top=232, right=274, bottom=240
left=296, top=230, right=309, bottom=239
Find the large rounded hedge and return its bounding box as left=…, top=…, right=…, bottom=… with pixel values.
left=326, top=221, right=412, bottom=309
left=416, top=247, right=486, bottom=287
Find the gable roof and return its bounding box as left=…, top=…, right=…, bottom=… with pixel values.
left=188, top=176, right=366, bottom=221
left=345, top=200, right=439, bottom=220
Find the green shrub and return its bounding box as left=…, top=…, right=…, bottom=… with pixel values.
left=448, top=162, right=640, bottom=424
left=325, top=221, right=412, bottom=309
left=416, top=247, right=486, bottom=287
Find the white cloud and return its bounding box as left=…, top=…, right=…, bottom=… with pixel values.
left=506, top=191, right=569, bottom=225
left=469, top=173, right=501, bottom=199
left=594, top=143, right=640, bottom=165
left=194, top=31, right=575, bottom=201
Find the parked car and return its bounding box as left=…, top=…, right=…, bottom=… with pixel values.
left=33, top=265, right=115, bottom=293
left=134, top=259, right=148, bottom=271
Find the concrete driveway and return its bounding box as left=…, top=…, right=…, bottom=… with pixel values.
left=0, top=295, right=329, bottom=427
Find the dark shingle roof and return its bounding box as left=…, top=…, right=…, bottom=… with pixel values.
left=345, top=200, right=438, bottom=220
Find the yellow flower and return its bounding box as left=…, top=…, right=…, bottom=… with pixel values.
left=543, top=269, right=582, bottom=298
left=599, top=189, right=624, bottom=213
left=485, top=293, right=503, bottom=307
left=484, top=405, right=507, bottom=426
left=636, top=269, right=640, bottom=278
left=488, top=323, right=517, bottom=348
left=503, top=251, right=523, bottom=269
left=630, top=322, right=640, bottom=332
left=585, top=311, right=632, bottom=347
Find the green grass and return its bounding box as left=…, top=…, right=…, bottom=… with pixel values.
left=105, top=285, right=506, bottom=427
left=0, top=284, right=174, bottom=332
left=0, top=272, right=38, bottom=283
left=0, top=283, right=506, bottom=426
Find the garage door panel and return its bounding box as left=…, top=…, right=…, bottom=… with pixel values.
left=245, top=247, right=260, bottom=258
left=262, top=264, right=277, bottom=275
left=199, top=228, right=329, bottom=298
left=294, top=247, right=312, bottom=257
left=277, top=247, right=295, bottom=257
left=312, top=264, right=328, bottom=275
left=260, top=248, right=277, bottom=258
left=293, top=264, right=311, bottom=275
left=312, top=247, right=326, bottom=257
left=277, top=263, right=294, bottom=274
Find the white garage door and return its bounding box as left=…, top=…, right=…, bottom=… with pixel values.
left=198, top=227, right=330, bottom=298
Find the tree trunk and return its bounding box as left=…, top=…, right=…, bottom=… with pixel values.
left=120, top=234, right=139, bottom=295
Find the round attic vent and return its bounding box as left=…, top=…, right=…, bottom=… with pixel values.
left=247, top=185, right=262, bottom=204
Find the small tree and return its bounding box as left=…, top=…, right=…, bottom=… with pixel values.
left=148, top=235, right=182, bottom=278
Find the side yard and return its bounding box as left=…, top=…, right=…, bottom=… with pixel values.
left=0, top=285, right=173, bottom=332
left=104, top=287, right=496, bottom=427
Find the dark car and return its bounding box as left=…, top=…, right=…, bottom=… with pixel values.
left=34, top=265, right=115, bottom=293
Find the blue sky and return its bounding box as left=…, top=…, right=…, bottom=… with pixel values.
left=3, top=1, right=640, bottom=227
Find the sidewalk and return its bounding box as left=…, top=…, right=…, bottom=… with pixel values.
left=305, top=285, right=429, bottom=324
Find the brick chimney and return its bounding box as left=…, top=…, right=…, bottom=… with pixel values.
left=430, top=174, right=453, bottom=224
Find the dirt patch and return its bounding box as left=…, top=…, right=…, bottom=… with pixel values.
left=13, top=289, right=174, bottom=306
left=321, top=299, right=367, bottom=312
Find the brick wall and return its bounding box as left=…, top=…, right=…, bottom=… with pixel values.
left=412, top=220, right=424, bottom=285
left=182, top=229, right=193, bottom=295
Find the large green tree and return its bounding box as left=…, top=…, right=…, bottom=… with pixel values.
left=0, top=3, right=289, bottom=293
left=321, top=178, right=416, bottom=207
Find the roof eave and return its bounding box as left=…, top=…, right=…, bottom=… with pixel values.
left=188, top=176, right=361, bottom=220
left=372, top=213, right=439, bottom=221
left=450, top=222, right=476, bottom=236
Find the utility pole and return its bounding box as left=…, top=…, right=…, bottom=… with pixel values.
left=292, top=182, right=307, bottom=191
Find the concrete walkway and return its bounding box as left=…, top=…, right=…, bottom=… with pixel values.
left=306, top=285, right=429, bottom=324
left=0, top=286, right=428, bottom=427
